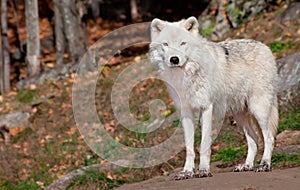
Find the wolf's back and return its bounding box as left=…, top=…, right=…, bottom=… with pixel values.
left=217, top=39, right=278, bottom=88
left=212, top=39, right=278, bottom=113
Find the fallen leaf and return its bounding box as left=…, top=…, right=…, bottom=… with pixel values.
left=164, top=109, right=171, bottom=116
left=134, top=56, right=141, bottom=62
left=8, top=91, right=17, bottom=96
left=9, top=126, right=25, bottom=136
left=29, top=84, right=37, bottom=90
left=32, top=107, right=38, bottom=114
left=284, top=32, right=292, bottom=37
left=65, top=127, right=78, bottom=135
left=21, top=158, right=32, bottom=164
left=46, top=63, right=55, bottom=68
left=36, top=181, right=44, bottom=188
left=212, top=145, right=220, bottom=151
left=39, top=138, right=45, bottom=148
left=106, top=172, right=114, bottom=180
left=48, top=109, right=53, bottom=114
left=56, top=173, right=65, bottom=179
left=115, top=136, right=120, bottom=142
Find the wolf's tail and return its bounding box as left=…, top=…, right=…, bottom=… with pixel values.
left=269, top=96, right=279, bottom=136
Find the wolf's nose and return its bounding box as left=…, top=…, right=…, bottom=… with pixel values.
left=170, top=56, right=179, bottom=65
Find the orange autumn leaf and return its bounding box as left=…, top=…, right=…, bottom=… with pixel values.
left=9, top=126, right=25, bottom=136
left=65, top=127, right=78, bottom=135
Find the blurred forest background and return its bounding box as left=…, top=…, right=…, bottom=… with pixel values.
left=0, top=0, right=298, bottom=93
left=0, top=0, right=300, bottom=190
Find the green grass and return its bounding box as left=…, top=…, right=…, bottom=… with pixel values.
left=212, top=147, right=245, bottom=163
left=201, top=23, right=215, bottom=38
left=278, top=108, right=300, bottom=133
left=194, top=127, right=202, bottom=146
left=113, top=168, right=144, bottom=183
left=0, top=179, right=40, bottom=190
left=11, top=127, right=33, bottom=143
left=271, top=152, right=300, bottom=168
left=172, top=119, right=180, bottom=127
left=17, top=89, right=39, bottom=103
left=226, top=4, right=243, bottom=26
left=268, top=41, right=295, bottom=53
left=85, top=154, right=100, bottom=166
left=67, top=170, right=125, bottom=190
left=222, top=128, right=239, bottom=145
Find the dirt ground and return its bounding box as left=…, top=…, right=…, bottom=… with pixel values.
left=116, top=167, right=300, bottom=190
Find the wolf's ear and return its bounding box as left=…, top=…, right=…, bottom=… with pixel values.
left=183, top=16, right=199, bottom=35
left=151, top=18, right=166, bottom=39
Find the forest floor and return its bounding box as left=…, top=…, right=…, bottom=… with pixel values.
left=0, top=2, right=300, bottom=190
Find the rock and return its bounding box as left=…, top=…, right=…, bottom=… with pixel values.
left=0, top=112, right=30, bottom=128
left=209, top=0, right=268, bottom=40
left=211, top=0, right=231, bottom=41
left=276, top=130, right=300, bottom=146
left=280, top=2, right=300, bottom=25
left=276, top=52, right=300, bottom=107
left=0, top=112, right=30, bottom=144
left=44, top=162, right=122, bottom=190
left=242, top=0, right=266, bottom=21
left=16, top=61, right=80, bottom=89
left=274, top=144, right=300, bottom=154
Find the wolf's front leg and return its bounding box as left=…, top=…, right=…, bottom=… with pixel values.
left=182, top=117, right=195, bottom=172
left=195, top=104, right=213, bottom=178
left=172, top=116, right=195, bottom=180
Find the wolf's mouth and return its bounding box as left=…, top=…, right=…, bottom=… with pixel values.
left=169, top=64, right=182, bottom=68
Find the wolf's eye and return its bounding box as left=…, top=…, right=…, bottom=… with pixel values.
left=180, top=42, right=187, bottom=46
left=162, top=43, right=168, bottom=46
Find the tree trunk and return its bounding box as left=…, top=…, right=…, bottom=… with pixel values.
left=0, top=28, right=3, bottom=94
left=1, top=0, right=10, bottom=93
left=90, top=0, right=102, bottom=19
left=59, top=0, right=87, bottom=62
left=53, top=0, right=65, bottom=66
left=25, top=0, right=40, bottom=77
left=130, top=0, right=138, bottom=21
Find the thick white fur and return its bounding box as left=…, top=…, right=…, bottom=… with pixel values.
left=149, top=17, right=279, bottom=175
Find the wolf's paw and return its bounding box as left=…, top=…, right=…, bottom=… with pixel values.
left=255, top=161, right=271, bottom=172
left=194, top=169, right=213, bottom=178
left=234, top=164, right=253, bottom=172
left=170, top=170, right=194, bottom=180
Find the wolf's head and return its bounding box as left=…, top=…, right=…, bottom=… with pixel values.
left=149, top=16, right=200, bottom=70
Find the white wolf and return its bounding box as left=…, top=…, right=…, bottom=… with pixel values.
left=149, top=16, right=279, bottom=180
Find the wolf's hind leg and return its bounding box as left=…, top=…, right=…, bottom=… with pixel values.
left=234, top=111, right=258, bottom=172
left=249, top=97, right=278, bottom=172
